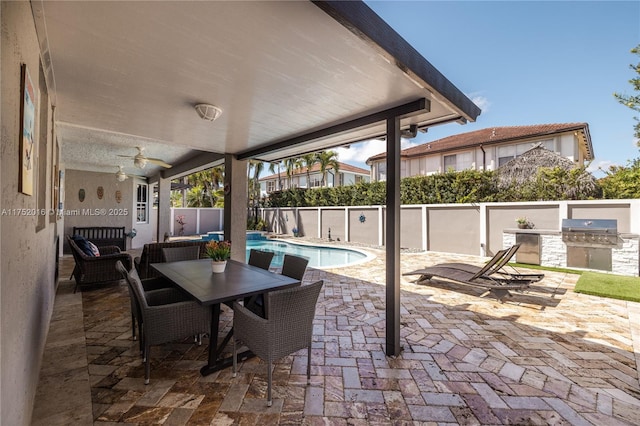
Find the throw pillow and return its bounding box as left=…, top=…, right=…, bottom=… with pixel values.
left=87, top=241, right=101, bottom=257
left=71, top=235, right=95, bottom=257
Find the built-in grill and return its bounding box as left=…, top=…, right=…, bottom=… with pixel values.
left=561, top=219, right=618, bottom=247
left=561, top=219, right=618, bottom=271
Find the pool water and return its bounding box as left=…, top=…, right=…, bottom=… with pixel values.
left=246, top=240, right=368, bottom=268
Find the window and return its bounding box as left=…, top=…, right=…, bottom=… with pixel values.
left=498, top=156, right=514, bottom=167
left=267, top=180, right=276, bottom=192
left=377, top=162, right=387, bottom=181
left=355, top=175, right=365, bottom=184
left=497, top=145, right=516, bottom=167
left=338, top=173, right=344, bottom=186
left=311, top=177, right=322, bottom=187
left=136, top=184, right=148, bottom=223
left=443, top=154, right=457, bottom=171
left=443, top=152, right=473, bottom=171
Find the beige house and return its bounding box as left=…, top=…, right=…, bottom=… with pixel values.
left=259, top=162, right=370, bottom=194
left=367, top=123, right=594, bottom=180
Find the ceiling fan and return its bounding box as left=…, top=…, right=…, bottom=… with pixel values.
left=118, top=146, right=172, bottom=169
left=115, top=166, right=130, bottom=182
left=114, top=166, right=147, bottom=182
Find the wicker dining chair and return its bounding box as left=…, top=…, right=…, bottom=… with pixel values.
left=162, top=245, right=201, bottom=262
left=124, top=245, right=199, bottom=343
left=232, top=280, right=323, bottom=406
left=247, top=252, right=306, bottom=317
left=244, top=249, right=277, bottom=314
left=281, top=254, right=309, bottom=280
left=115, top=261, right=210, bottom=384
left=248, top=249, right=275, bottom=270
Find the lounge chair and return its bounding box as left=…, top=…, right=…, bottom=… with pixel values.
left=403, top=250, right=534, bottom=302
left=438, top=244, right=544, bottom=283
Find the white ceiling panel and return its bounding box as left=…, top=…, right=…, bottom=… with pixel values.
left=33, top=1, right=479, bottom=175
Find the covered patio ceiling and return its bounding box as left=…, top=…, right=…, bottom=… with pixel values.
left=32, top=1, right=480, bottom=180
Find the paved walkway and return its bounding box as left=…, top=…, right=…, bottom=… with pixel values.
left=33, top=245, right=640, bottom=425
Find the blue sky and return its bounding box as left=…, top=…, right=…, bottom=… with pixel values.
left=335, top=1, right=640, bottom=177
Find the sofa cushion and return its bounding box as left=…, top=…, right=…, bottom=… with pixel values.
left=71, top=235, right=95, bottom=257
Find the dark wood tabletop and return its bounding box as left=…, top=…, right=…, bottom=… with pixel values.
left=151, top=258, right=301, bottom=375
left=151, top=259, right=300, bottom=305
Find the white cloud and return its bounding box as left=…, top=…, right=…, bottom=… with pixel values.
left=335, top=139, right=386, bottom=164
left=467, top=92, right=490, bottom=114
left=587, top=159, right=617, bottom=178
left=401, top=138, right=420, bottom=150
left=335, top=138, right=418, bottom=167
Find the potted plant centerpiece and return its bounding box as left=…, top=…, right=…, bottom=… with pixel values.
left=205, top=240, right=231, bottom=273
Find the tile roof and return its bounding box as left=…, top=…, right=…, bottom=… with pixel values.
left=259, top=161, right=369, bottom=181
left=366, top=123, right=592, bottom=163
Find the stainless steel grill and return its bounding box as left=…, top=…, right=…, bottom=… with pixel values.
left=561, top=219, right=618, bottom=271
left=561, top=219, right=618, bottom=248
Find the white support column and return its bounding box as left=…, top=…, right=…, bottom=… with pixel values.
left=631, top=199, right=640, bottom=235
left=318, top=208, right=322, bottom=238
left=277, top=207, right=281, bottom=234
left=421, top=205, right=427, bottom=251
left=558, top=201, right=569, bottom=227
left=170, top=207, right=174, bottom=236
left=344, top=207, right=350, bottom=242
left=196, top=208, right=201, bottom=235
left=378, top=206, right=384, bottom=246
left=479, top=203, right=488, bottom=255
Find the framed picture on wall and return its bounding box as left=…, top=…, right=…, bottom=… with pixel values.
left=19, top=64, right=36, bottom=196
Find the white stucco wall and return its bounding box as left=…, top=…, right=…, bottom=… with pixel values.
left=1, top=3, right=59, bottom=424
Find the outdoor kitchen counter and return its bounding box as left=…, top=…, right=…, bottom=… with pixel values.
left=502, top=228, right=640, bottom=277
left=503, top=228, right=560, bottom=235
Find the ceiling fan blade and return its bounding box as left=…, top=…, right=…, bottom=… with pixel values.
left=117, top=154, right=134, bottom=158
left=146, top=158, right=172, bottom=168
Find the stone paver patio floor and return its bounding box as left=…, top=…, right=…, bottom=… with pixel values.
left=33, top=246, right=640, bottom=425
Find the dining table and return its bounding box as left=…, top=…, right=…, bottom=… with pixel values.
left=151, top=258, right=300, bottom=376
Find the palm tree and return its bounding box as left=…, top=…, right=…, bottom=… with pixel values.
left=300, top=153, right=318, bottom=188
left=316, top=150, right=340, bottom=187
left=284, top=158, right=299, bottom=189
left=247, top=160, right=276, bottom=223
left=247, top=160, right=262, bottom=220
left=186, top=166, right=224, bottom=207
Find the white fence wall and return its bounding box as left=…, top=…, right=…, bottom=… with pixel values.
left=261, top=199, right=640, bottom=258
left=166, top=200, right=640, bottom=274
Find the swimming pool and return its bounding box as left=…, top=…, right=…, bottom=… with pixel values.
left=246, top=240, right=371, bottom=268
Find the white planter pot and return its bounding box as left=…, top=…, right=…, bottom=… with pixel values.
left=211, top=260, right=227, bottom=273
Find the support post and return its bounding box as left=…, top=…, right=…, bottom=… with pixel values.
left=385, top=116, right=401, bottom=357
left=156, top=178, right=171, bottom=242
left=224, top=155, right=247, bottom=262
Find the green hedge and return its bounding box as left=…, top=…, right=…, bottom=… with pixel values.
left=264, top=167, right=606, bottom=208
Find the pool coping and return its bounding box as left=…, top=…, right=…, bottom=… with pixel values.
left=261, top=237, right=377, bottom=270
